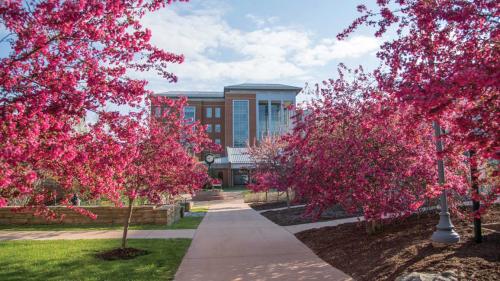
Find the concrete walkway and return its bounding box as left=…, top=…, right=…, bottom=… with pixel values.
left=257, top=204, right=306, bottom=213
left=284, top=216, right=364, bottom=234
left=0, top=229, right=195, bottom=240
left=174, top=199, right=351, bottom=281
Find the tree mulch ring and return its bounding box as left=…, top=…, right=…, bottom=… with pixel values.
left=260, top=205, right=361, bottom=225
left=295, top=205, right=500, bottom=281
left=249, top=201, right=304, bottom=211
left=95, top=247, right=150, bottom=261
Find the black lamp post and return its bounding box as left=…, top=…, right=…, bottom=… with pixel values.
left=70, top=193, right=80, bottom=206
left=467, top=150, right=482, bottom=243
left=205, top=153, right=215, bottom=182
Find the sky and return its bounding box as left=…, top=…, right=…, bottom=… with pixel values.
left=140, top=0, right=385, bottom=103
left=0, top=1, right=387, bottom=106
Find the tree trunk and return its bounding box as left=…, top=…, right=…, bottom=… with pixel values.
left=286, top=188, right=290, bottom=209
left=469, top=151, right=482, bottom=243
left=265, top=191, right=268, bottom=202
left=366, top=220, right=382, bottom=234
left=121, top=197, right=134, bottom=249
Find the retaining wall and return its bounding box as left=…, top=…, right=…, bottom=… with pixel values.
left=0, top=205, right=181, bottom=225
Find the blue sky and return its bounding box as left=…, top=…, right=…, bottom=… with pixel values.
left=140, top=0, right=385, bottom=102
left=0, top=1, right=386, bottom=104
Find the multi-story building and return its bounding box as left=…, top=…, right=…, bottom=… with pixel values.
left=154, top=83, right=301, bottom=187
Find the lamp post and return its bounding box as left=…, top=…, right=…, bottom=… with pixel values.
left=431, top=121, right=460, bottom=244
left=467, top=150, right=482, bottom=243
left=205, top=153, right=215, bottom=185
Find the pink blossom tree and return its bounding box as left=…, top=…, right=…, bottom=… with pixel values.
left=247, top=136, right=294, bottom=207
left=0, top=0, right=185, bottom=218
left=341, top=0, right=499, bottom=239
left=116, top=96, right=218, bottom=249
left=285, top=67, right=468, bottom=231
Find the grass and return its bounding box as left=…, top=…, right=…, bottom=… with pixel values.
left=190, top=206, right=208, bottom=213
left=0, top=223, right=167, bottom=231
left=0, top=216, right=204, bottom=231
left=0, top=239, right=191, bottom=281
left=222, top=186, right=249, bottom=192
left=166, top=216, right=203, bottom=229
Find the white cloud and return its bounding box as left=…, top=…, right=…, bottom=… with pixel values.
left=293, top=36, right=381, bottom=66
left=138, top=6, right=380, bottom=91
left=245, top=14, right=279, bottom=27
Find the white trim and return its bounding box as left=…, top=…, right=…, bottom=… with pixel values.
left=232, top=100, right=249, bottom=147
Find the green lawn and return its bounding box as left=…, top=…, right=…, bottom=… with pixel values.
left=222, top=186, right=249, bottom=192
left=190, top=206, right=208, bottom=213
left=0, top=216, right=204, bottom=231
left=0, top=239, right=191, bottom=281
left=165, top=216, right=203, bottom=229
left=0, top=223, right=165, bottom=231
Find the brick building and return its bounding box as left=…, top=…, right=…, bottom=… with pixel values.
left=154, top=83, right=301, bottom=187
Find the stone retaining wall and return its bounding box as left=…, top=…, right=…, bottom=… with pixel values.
left=243, top=191, right=296, bottom=203
left=192, top=190, right=225, bottom=201
left=0, top=205, right=181, bottom=225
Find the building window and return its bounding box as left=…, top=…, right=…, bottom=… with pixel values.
left=183, top=106, right=196, bottom=124
left=215, top=138, right=221, bottom=145
left=215, top=124, right=221, bottom=133
left=233, top=100, right=249, bottom=148
left=215, top=107, right=221, bottom=118
left=233, top=169, right=249, bottom=185
left=270, top=101, right=281, bottom=136
left=258, top=101, right=269, bottom=140
left=206, top=107, right=212, bottom=118
left=154, top=107, right=161, bottom=117
left=206, top=124, right=212, bottom=133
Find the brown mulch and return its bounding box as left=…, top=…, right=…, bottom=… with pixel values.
left=95, top=247, right=150, bottom=260
left=249, top=201, right=304, bottom=211
left=296, top=205, right=500, bottom=281
left=261, top=205, right=361, bottom=226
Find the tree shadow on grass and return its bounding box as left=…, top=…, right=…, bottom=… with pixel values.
left=0, top=239, right=190, bottom=281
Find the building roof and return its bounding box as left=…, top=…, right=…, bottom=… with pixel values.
left=226, top=147, right=253, bottom=164
left=214, top=157, right=228, bottom=165
left=224, top=83, right=302, bottom=93
left=155, top=91, right=224, bottom=99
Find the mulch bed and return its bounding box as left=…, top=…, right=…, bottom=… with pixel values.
left=95, top=247, right=150, bottom=260
left=249, top=201, right=304, bottom=211
left=260, top=205, right=361, bottom=226
left=296, top=205, right=500, bottom=281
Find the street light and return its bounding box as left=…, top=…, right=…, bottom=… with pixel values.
left=431, top=121, right=460, bottom=244
left=205, top=153, right=215, bottom=180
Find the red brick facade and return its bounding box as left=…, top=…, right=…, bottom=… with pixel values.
left=154, top=84, right=301, bottom=187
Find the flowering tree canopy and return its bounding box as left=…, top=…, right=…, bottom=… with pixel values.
left=118, top=96, right=219, bottom=248
left=0, top=0, right=185, bottom=216
left=247, top=136, right=295, bottom=205
left=285, top=67, right=468, bottom=221
left=340, top=0, right=499, bottom=208
left=123, top=96, right=220, bottom=203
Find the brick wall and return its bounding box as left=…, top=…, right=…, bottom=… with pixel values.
left=0, top=205, right=181, bottom=225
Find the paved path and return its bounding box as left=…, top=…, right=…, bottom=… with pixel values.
left=174, top=199, right=351, bottom=281
left=0, top=229, right=195, bottom=240
left=257, top=204, right=306, bottom=213
left=284, top=216, right=364, bottom=234
left=284, top=198, right=499, bottom=234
